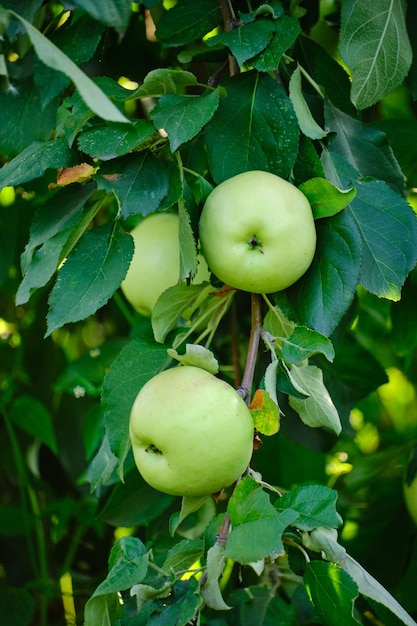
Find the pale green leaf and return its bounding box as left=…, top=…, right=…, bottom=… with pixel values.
left=10, top=11, right=129, bottom=123
left=339, top=0, right=412, bottom=109
left=201, top=545, right=231, bottom=611
left=289, top=65, right=327, bottom=140
left=299, top=177, right=357, bottom=219
left=288, top=364, right=341, bottom=434
left=167, top=344, right=219, bottom=374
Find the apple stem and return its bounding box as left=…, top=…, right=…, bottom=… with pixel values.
left=238, top=293, right=262, bottom=405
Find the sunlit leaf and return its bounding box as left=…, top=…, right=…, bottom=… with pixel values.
left=249, top=389, right=280, bottom=436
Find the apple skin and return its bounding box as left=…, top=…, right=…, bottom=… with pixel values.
left=129, top=365, right=254, bottom=497
left=199, top=170, right=316, bottom=294
left=121, top=212, right=210, bottom=316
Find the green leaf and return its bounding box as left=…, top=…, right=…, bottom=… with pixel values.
left=344, top=555, right=417, bottom=626
left=289, top=65, right=327, bottom=140
left=96, top=152, right=170, bottom=218
left=281, top=326, right=335, bottom=364
left=201, top=544, right=231, bottom=611
left=16, top=183, right=96, bottom=305
left=228, top=586, right=297, bottom=626
left=10, top=11, right=129, bottom=123
left=251, top=15, right=301, bottom=72
left=324, top=152, right=417, bottom=301
left=98, top=469, right=174, bottom=527
left=85, top=434, right=119, bottom=492
left=0, top=82, right=60, bottom=160
left=0, top=587, right=35, bottom=626
left=77, top=120, right=156, bottom=160
left=70, top=0, right=132, bottom=31
left=226, top=476, right=298, bottom=563
left=163, top=538, right=204, bottom=577
left=132, top=69, right=199, bottom=98
left=288, top=363, right=342, bottom=434
left=11, top=395, right=57, bottom=454
left=249, top=388, right=280, bottom=436
left=33, top=13, right=104, bottom=108
left=206, top=20, right=276, bottom=67
left=275, top=211, right=362, bottom=336
left=83, top=593, right=121, bottom=626
left=0, top=138, right=75, bottom=189
left=275, top=484, right=343, bottom=531
left=299, top=177, right=357, bottom=219
left=205, top=71, right=298, bottom=183
left=151, top=89, right=220, bottom=152
left=391, top=273, right=417, bottom=355
left=46, top=222, right=134, bottom=336
left=178, top=188, right=199, bottom=282
left=304, top=561, right=361, bottom=626
left=168, top=344, right=219, bottom=374
left=156, top=0, right=221, bottom=47
left=151, top=282, right=212, bottom=344
left=170, top=494, right=211, bottom=536
left=101, top=338, right=168, bottom=479
left=147, top=579, right=202, bottom=626
left=95, top=536, right=149, bottom=596
left=324, top=103, right=405, bottom=195
left=339, top=0, right=412, bottom=109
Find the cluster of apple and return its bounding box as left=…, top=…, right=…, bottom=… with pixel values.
left=125, top=170, right=317, bottom=497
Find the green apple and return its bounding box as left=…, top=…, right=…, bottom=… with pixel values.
left=121, top=212, right=210, bottom=316
left=199, top=170, right=316, bottom=294
left=129, top=365, right=254, bottom=497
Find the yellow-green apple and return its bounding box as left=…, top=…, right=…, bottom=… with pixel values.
left=129, top=365, right=254, bottom=497
left=121, top=212, right=209, bottom=316
left=199, top=170, right=316, bottom=293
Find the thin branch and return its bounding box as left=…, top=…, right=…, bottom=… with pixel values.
left=238, top=293, right=262, bottom=404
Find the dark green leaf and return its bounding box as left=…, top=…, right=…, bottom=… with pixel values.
left=34, top=13, right=103, bottom=107
left=0, top=83, right=60, bottom=160
left=226, top=476, right=298, bottom=563
left=206, top=20, right=276, bottom=67
left=151, top=89, right=220, bottom=152
left=0, top=138, right=75, bottom=188
left=99, top=469, right=174, bottom=527
left=95, top=536, right=149, bottom=595
left=228, top=586, right=296, bottom=626
left=324, top=103, right=405, bottom=195
left=156, top=0, right=221, bottom=47
left=147, top=579, right=202, bottom=626
left=282, top=327, right=335, bottom=363
left=296, top=37, right=356, bottom=117
left=304, top=561, right=360, bottom=626
left=16, top=182, right=96, bottom=304
left=0, top=587, right=35, bottom=626
left=275, top=484, right=343, bottom=531
left=101, top=338, right=169, bottom=478
left=339, top=0, right=412, bottom=109
left=252, top=15, right=301, bottom=72
left=96, top=152, right=170, bottom=218
left=71, top=0, right=132, bottom=31
left=205, top=71, right=298, bottom=183
left=275, top=210, right=362, bottom=336
left=11, top=395, right=58, bottom=454
left=46, top=222, right=134, bottom=335
left=78, top=120, right=156, bottom=160
left=325, top=153, right=417, bottom=300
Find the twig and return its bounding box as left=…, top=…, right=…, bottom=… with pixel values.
left=218, top=0, right=240, bottom=76
left=238, top=293, right=262, bottom=404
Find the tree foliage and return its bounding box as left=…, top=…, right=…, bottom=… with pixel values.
left=1, top=1, right=417, bottom=625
